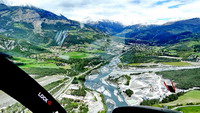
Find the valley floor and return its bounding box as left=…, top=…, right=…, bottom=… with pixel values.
left=103, top=61, right=200, bottom=110
left=2, top=41, right=200, bottom=113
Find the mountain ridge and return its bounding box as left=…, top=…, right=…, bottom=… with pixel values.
left=0, top=4, right=109, bottom=45
left=86, top=19, right=125, bottom=35
left=88, top=18, right=200, bottom=45
left=0, top=3, right=109, bottom=56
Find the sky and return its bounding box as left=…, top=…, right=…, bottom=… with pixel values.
left=1, top=0, right=200, bottom=25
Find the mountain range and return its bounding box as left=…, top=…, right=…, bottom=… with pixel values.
left=86, top=20, right=124, bottom=35
left=0, top=3, right=108, bottom=56
left=0, top=3, right=106, bottom=44
left=1, top=3, right=200, bottom=58
left=123, top=18, right=200, bottom=45
left=90, top=17, right=200, bottom=46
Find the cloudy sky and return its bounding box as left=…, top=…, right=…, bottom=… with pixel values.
left=1, top=0, right=200, bottom=25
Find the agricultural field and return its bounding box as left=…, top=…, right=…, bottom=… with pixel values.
left=127, top=63, right=142, bottom=66
left=11, top=56, right=71, bottom=78
left=161, top=62, right=191, bottom=66
left=44, top=79, right=65, bottom=91
left=162, top=40, right=200, bottom=59
left=156, top=68, right=200, bottom=89
left=87, top=49, right=105, bottom=54
left=64, top=52, right=94, bottom=59
left=12, top=57, right=37, bottom=64
left=176, top=106, right=200, bottom=113
left=162, top=90, right=200, bottom=106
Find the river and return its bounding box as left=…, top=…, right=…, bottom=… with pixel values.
left=84, top=56, right=128, bottom=113
left=84, top=55, right=200, bottom=113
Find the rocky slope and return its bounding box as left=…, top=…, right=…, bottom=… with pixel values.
left=0, top=3, right=107, bottom=46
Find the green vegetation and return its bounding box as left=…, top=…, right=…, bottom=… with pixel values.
left=0, top=35, right=48, bottom=57
left=122, top=75, right=131, bottom=85
left=71, top=88, right=87, bottom=96
left=176, top=106, right=200, bottom=113
left=127, top=63, right=141, bottom=66
left=120, top=46, right=180, bottom=64
left=13, top=56, right=71, bottom=69
left=65, top=29, right=108, bottom=46
left=72, top=76, right=86, bottom=84
left=79, top=104, right=89, bottom=113
left=22, top=67, right=68, bottom=79
left=140, top=92, right=185, bottom=106
left=140, top=99, right=160, bottom=106
left=156, top=68, right=200, bottom=89
left=107, top=76, right=118, bottom=84
left=162, top=90, right=200, bottom=106
left=145, top=91, right=200, bottom=111
left=130, top=73, right=142, bottom=75
left=161, top=62, right=191, bottom=66
left=16, top=51, right=103, bottom=80
left=98, top=110, right=106, bottom=113
left=121, top=56, right=180, bottom=64
left=162, top=40, right=200, bottom=59
left=0, top=4, right=110, bottom=45
left=1, top=103, right=28, bottom=113
left=64, top=52, right=93, bottom=59
left=44, top=79, right=65, bottom=91
left=72, top=77, right=79, bottom=84
left=87, top=49, right=105, bottom=54
left=49, top=83, right=65, bottom=95
left=20, top=62, right=59, bottom=68
left=99, top=94, right=106, bottom=113
left=124, top=89, right=133, bottom=97
left=107, top=74, right=131, bottom=85
left=61, top=98, right=88, bottom=113
left=55, top=57, right=103, bottom=77
left=13, top=57, right=37, bottom=64
left=118, top=63, right=143, bottom=68
left=161, top=92, right=185, bottom=103
left=13, top=23, right=28, bottom=30
left=71, top=75, right=88, bottom=97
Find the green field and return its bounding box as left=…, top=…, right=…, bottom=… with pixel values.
left=163, top=90, right=200, bottom=106
left=13, top=57, right=37, bottom=64
left=156, top=68, right=200, bottom=89
left=13, top=23, right=28, bottom=30
left=19, top=63, right=59, bottom=68
left=22, top=67, right=68, bottom=79
left=176, top=106, right=200, bottom=113
left=64, top=52, right=93, bottom=59
left=127, top=63, right=142, bottom=66
left=163, top=40, right=200, bottom=59
left=44, top=79, right=64, bottom=91
left=19, top=62, right=70, bottom=69
left=13, top=56, right=71, bottom=69
left=87, top=49, right=105, bottom=53
left=161, top=62, right=191, bottom=66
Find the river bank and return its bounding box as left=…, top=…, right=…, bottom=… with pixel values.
left=85, top=56, right=200, bottom=112
left=104, top=64, right=200, bottom=106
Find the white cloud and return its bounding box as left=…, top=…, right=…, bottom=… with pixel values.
left=3, top=0, right=200, bottom=25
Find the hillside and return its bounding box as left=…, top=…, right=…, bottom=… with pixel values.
left=0, top=35, right=48, bottom=56
left=162, top=40, right=200, bottom=59
left=86, top=20, right=125, bottom=35
left=124, top=18, right=200, bottom=45
left=88, top=18, right=200, bottom=47
left=0, top=3, right=107, bottom=47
